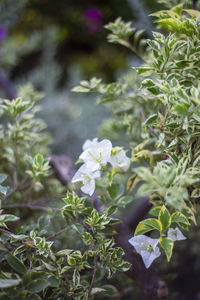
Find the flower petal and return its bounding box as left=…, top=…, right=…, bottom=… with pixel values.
left=81, top=180, right=95, bottom=196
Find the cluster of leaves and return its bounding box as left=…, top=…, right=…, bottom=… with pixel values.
left=2, top=0, right=200, bottom=299
left=73, top=2, right=200, bottom=268
left=0, top=86, right=132, bottom=299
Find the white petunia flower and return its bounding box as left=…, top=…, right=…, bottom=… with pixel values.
left=72, top=164, right=100, bottom=196
left=109, top=149, right=130, bottom=172
left=82, top=137, right=98, bottom=151
left=128, top=235, right=161, bottom=268
left=167, top=227, right=186, bottom=242
left=80, top=139, right=112, bottom=171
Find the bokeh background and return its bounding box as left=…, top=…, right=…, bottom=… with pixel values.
left=1, top=1, right=200, bottom=299
left=0, top=0, right=160, bottom=159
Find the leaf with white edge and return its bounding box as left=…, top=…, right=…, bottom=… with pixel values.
left=73, top=270, right=80, bottom=286
left=56, top=249, right=73, bottom=256
left=158, top=206, right=171, bottom=231
left=0, top=214, right=20, bottom=223
left=117, top=196, right=133, bottom=208
left=134, top=222, right=151, bottom=235
left=149, top=206, right=162, bottom=217
left=159, top=237, right=174, bottom=262
left=107, top=205, right=118, bottom=216
left=0, top=174, right=7, bottom=184
left=171, top=212, right=190, bottom=227
left=135, top=67, right=154, bottom=75
left=135, top=218, right=161, bottom=236
left=0, top=186, right=7, bottom=196
left=5, top=253, right=26, bottom=274
left=107, top=184, right=118, bottom=200
left=142, top=218, right=162, bottom=232
left=72, top=86, right=90, bottom=93
left=101, top=284, right=119, bottom=297
left=0, top=278, right=21, bottom=288
left=27, top=279, right=49, bottom=294
left=144, top=114, right=157, bottom=125
left=91, top=288, right=106, bottom=295
left=26, top=295, right=42, bottom=300
left=10, top=234, right=28, bottom=242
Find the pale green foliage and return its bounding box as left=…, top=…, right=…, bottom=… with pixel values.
left=73, top=2, right=200, bottom=269
left=157, top=0, right=193, bottom=9
left=2, top=1, right=200, bottom=299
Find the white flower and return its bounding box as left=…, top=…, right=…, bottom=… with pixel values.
left=167, top=227, right=186, bottom=242
left=82, top=138, right=98, bottom=151
left=128, top=235, right=161, bottom=268
left=72, top=164, right=100, bottom=196
left=110, top=149, right=130, bottom=172
left=80, top=139, right=112, bottom=171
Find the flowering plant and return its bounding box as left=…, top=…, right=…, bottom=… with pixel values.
left=1, top=1, right=200, bottom=299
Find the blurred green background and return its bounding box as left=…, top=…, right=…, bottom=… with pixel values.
left=1, top=1, right=200, bottom=299
left=0, top=0, right=160, bottom=158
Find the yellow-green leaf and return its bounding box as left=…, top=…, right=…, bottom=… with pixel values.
left=159, top=237, right=174, bottom=262
left=158, top=206, right=171, bottom=231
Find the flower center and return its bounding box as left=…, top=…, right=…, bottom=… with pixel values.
left=142, top=243, right=153, bottom=253
left=81, top=174, right=91, bottom=184
left=88, top=150, right=102, bottom=163
left=172, top=230, right=177, bottom=236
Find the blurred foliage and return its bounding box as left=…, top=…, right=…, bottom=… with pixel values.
left=0, top=0, right=137, bottom=83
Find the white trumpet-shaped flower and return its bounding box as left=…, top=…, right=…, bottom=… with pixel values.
left=80, top=139, right=112, bottom=171
left=167, top=227, right=186, bottom=242
left=82, top=137, right=98, bottom=151
left=109, top=149, right=130, bottom=172
left=72, top=164, right=100, bottom=196
left=128, top=235, right=161, bottom=268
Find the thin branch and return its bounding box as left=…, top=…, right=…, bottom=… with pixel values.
left=76, top=215, right=93, bottom=236
left=1, top=203, right=60, bottom=212
left=49, top=155, right=74, bottom=185
left=0, top=227, right=13, bottom=235
left=88, top=255, right=98, bottom=297
left=46, top=226, right=71, bottom=240
left=5, top=178, right=31, bottom=200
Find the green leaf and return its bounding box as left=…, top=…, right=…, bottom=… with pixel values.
left=149, top=206, right=162, bottom=217
left=5, top=254, right=26, bottom=274
left=135, top=222, right=152, bottom=235
left=0, top=186, right=7, bottom=197
left=0, top=214, right=20, bottom=223
left=107, top=205, right=118, bottom=216
left=159, top=237, right=174, bottom=262
left=26, top=295, right=42, bottom=300
left=91, top=288, right=106, bottom=295
left=56, top=249, right=73, bottom=256
left=171, top=212, right=190, bottom=226
left=135, top=218, right=162, bottom=235
left=158, top=206, right=171, bottom=231
left=135, top=67, right=154, bottom=75
left=107, top=184, right=118, bottom=200
left=101, top=284, right=119, bottom=297
left=72, top=86, right=90, bottom=93
left=0, top=174, right=7, bottom=184
left=27, top=279, right=49, bottom=294
left=72, top=270, right=80, bottom=286
left=116, top=196, right=133, bottom=208
left=144, top=114, right=157, bottom=125
left=0, top=278, right=21, bottom=288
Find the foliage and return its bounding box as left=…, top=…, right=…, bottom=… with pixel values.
left=72, top=0, right=200, bottom=297
left=1, top=0, right=200, bottom=299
